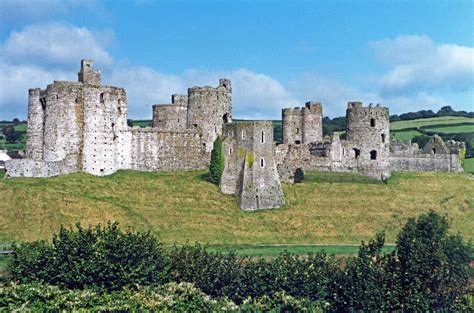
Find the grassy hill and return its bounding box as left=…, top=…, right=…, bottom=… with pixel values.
left=0, top=170, right=472, bottom=245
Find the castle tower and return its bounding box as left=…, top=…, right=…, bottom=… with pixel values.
left=25, top=88, right=46, bottom=160
left=187, top=79, right=232, bottom=153
left=221, top=121, right=284, bottom=211
left=345, top=102, right=390, bottom=179
left=78, top=59, right=101, bottom=85
left=152, top=94, right=188, bottom=130
left=282, top=101, right=322, bottom=144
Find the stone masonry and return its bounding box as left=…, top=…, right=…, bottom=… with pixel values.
left=5, top=60, right=465, bottom=210
left=221, top=121, right=284, bottom=210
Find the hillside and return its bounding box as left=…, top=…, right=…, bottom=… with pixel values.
left=0, top=170, right=472, bottom=245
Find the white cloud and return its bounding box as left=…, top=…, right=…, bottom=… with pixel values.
left=0, top=61, right=74, bottom=119
left=108, top=66, right=300, bottom=120
left=370, top=34, right=474, bottom=95
left=287, top=73, right=382, bottom=117
left=1, top=22, right=113, bottom=69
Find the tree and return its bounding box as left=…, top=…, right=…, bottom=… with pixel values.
left=209, top=136, right=224, bottom=184
left=394, top=211, right=470, bottom=310
left=12, top=118, right=20, bottom=124
left=2, top=125, right=21, bottom=143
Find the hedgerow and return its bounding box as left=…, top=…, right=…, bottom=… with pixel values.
left=3, top=211, right=471, bottom=311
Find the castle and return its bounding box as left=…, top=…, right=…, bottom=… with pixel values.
left=5, top=60, right=465, bottom=210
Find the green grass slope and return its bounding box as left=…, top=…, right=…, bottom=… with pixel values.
left=390, top=116, right=474, bottom=130
left=0, top=171, right=472, bottom=245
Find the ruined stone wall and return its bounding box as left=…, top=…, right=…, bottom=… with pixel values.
left=282, top=102, right=322, bottom=144
left=389, top=136, right=464, bottom=173
left=119, top=128, right=208, bottom=172
left=5, top=154, right=78, bottom=178
left=275, top=133, right=358, bottom=182
left=345, top=102, right=390, bottom=180
left=187, top=79, right=232, bottom=153
left=389, top=154, right=462, bottom=173
left=152, top=105, right=187, bottom=130
left=221, top=121, right=284, bottom=210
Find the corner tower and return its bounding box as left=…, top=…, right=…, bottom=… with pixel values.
left=187, top=79, right=232, bottom=153
left=345, top=102, right=390, bottom=179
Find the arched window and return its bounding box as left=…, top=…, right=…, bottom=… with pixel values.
left=370, top=118, right=375, bottom=127
left=432, top=148, right=436, bottom=154
left=381, top=133, right=386, bottom=143
left=223, top=113, right=229, bottom=124
left=260, top=158, right=265, bottom=168
left=370, top=150, right=377, bottom=160
left=261, top=131, right=265, bottom=143
left=241, top=130, right=245, bottom=139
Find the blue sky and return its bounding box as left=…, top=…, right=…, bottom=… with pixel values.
left=0, top=0, right=473, bottom=120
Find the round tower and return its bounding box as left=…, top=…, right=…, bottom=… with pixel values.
left=346, top=101, right=390, bottom=179
left=187, top=79, right=232, bottom=152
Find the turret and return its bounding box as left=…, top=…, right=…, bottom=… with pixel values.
left=345, top=102, right=390, bottom=180
left=78, top=59, right=101, bottom=85
left=282, top=101, right=323, bottom=144
left=186, top=79, right=232, bottom=152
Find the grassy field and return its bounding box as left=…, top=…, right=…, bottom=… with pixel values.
left=209, top=244, right=395, bottom=257
left=0, top=170, right=472, bottom=246
left=424, top=125, right=474, bottom=133
left=463, top=158, right=474, bottom=173
left=390, top=116, right=474, bottom=130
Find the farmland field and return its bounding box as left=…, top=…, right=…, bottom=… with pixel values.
left=390, top=116, right=474, bottom=130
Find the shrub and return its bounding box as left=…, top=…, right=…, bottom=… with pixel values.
left=0, top=282, right=238, bottom=311
left=8, top=222, right=170, bottom=290
left=294, top=167, right=305, bottom=183
left=168, top=243, right=243, bottom=300
left=209, top=136, right=224, bottom=184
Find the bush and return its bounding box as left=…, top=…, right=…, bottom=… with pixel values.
left=294, top=168, right=305, bottom=183
left=0, top=282, right=238, bottom=312
left=8, top=222, right=170, bottom=290
left=209, top=136, right=224, bottom=184
left=168, top=243, right=243, bottom=300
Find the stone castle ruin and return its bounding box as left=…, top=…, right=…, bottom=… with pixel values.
left=5, top=60, right=465, bottom=210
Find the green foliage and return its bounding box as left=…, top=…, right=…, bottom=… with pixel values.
left=332, top=233, right=387, bottom=311
left=168, top=243, right=243, bottom=300
left=8, top=222, right=169, bottom=290
left=411, top=134, right=431, bottom=148
left=331, top=211, right=471, bottom=312
left=394, top=211, right=471, bottom=310
left=209, top=136, right=224, bottom=184
left=294, top=167, right=304, bottom=183
left=0, top=282, right=238, bottom=312
left=1, top=125, right=21, bottom=144
left=3, top=213, right=471, bottom=311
